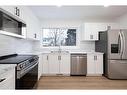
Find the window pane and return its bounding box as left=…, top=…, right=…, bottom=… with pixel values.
left=42, top=28, right=76, bottom=47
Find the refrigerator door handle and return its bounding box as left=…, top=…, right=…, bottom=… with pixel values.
left=120, top=31, right=124, bottom=57
left=118, top=34, right=121, bottom=54
left=121, top=31, right=125, bottom=57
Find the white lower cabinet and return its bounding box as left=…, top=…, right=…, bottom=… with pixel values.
left=42, top=53, right=70, bottom=76
left=38, top=54, right=43, bottom=80
left=49, top=54, right=59, bottom=74
left=0, top=65, right=16, bottom=89
left=42, top=54, right=49, bottom=74
left=87, top=53, right=103, bottom=76
left=60, top=53, right=70, bottom=75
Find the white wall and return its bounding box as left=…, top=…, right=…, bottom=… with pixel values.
left=40, top=19, right=116, bottom=52
left=116, top=13, right=127, bottom=29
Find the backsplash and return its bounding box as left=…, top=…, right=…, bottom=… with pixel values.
left=0, top=34, right=34, bottom=56
left=80, top=41, right=95, bottom=52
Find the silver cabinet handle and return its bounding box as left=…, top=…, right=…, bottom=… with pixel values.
left=47, top=56, right=48, bottom=60
left=94, top=56, right=95, bottom=60
left=96, top=56, right=97, bottom=60
left=0, top=78, right=6, bottom=83
left=60, top=56, right=61, bottom=60
left=34, top=33, right=37, bottom=38
left=94, top=56, right=97, bottom=60
left=58, top=56, right=61, bottom=60
left=58, top=56, right=59, bottom=60
left=90, top=35, right=93, bottom=39
left=15, top=7, right=20, bottom=16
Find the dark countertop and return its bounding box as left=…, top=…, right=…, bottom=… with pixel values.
left=0, top=54, right=36, bottom=64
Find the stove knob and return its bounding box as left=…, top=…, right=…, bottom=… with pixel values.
left=24, top=63, right=26, bottom=67
left=20, top=64, right=23, bottom=69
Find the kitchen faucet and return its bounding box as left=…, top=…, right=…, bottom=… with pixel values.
left=58, top=45, right=62, bottom=53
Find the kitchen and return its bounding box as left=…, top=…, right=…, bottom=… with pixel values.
left=0, top=5, right=127, bottom=90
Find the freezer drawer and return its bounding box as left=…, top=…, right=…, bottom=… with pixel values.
left=108, top=60, right=127, bottom=79
left=71, top=54, right=87, bottom=75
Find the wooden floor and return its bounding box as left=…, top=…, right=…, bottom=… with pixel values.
left=37, top=76, right=127, bottom=89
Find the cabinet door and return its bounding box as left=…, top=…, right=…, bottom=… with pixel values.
left=81, top=23, right=107, bottom=41
left=95, top=54, right=103, bottom=74
left=49, top=54, right=59, bottom=74
left=21, top=7, right=39, bottom=40
left=38, top=54, right=42, bottom=79
left=0, top=67, right=15, bottom=89
left=88, top=23, right=107, bottom=40
left=42, top=54, right=49, bottom=74
left=0, top=6, right=23, bottom=20
left=0, top=6, right=15, bottom=15
left=84, top=23, right=92, bottom=40
left=89, top=23, right=98, bottom=40
left=107, top=23, right=120, bottom=29
left=87, top=54, right=95, bottom=74
left=84, top=23, right=99, bottom=40
left=60, top=54, right=70, bottom=74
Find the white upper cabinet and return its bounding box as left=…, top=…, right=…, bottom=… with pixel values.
left=80, top=23, right=107, bottom=41
left=106, top=23, right=120, bottom=29
left=0, top=6, right=14, bottom=15
left=0, top=6, right=40, bottom=41
left=21, top=7, right=40, bottom=41
left=0, top=6, right=23, bottom=21
left=80, top=22, right=119, bottom=41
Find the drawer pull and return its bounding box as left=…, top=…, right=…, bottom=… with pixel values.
left=0, top=78, right=6, bottom=83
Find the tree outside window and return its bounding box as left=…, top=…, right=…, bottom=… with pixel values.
left=42, top=28, right=76, bottom=47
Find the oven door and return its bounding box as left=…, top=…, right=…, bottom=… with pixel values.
left=16, top=63, right=38, bottom=89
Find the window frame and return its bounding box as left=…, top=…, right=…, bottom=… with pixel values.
left=41, top=27, right=79, bottom=49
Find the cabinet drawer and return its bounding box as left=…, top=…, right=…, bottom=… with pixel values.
left=0, top=69, right=15, bottom=89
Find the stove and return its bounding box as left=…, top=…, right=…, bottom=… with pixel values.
left=0, top=54, right=37, bottom=64
left=0, top=54, right=39, bottom=89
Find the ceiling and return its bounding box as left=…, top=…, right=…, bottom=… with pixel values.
left=29, top=6, right=127, bottom=20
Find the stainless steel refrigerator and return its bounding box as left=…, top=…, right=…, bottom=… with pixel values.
left=95, top=29, right=127, bottom=79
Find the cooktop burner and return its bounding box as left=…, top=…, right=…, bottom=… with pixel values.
left=0, top=54, right=36, bottom=64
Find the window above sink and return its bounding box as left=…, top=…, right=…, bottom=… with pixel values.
left=42, top=28, right=77, bottom=47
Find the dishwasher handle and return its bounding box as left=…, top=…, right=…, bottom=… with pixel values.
left=71, top=54, right=87, bottom=57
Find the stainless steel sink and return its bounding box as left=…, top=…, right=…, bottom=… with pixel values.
left=51, top=51, right=69, bottom=53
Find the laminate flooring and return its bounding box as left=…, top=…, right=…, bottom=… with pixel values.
left=37, top=76, right=127, bottom=89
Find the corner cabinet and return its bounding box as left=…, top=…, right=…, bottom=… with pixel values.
left=80, top=23, right=107, bottom=41
left=87, top=53, right=103, bottom=76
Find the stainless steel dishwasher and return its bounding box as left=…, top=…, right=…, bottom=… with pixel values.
left=71, top=54, right=87, bottom=75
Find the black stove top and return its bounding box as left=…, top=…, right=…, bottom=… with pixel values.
left=0, top=54, right=36, bottom=64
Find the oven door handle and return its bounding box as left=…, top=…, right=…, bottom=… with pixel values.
left=24, top=62, right=38, bottom=73
left=17, top=62, right=38, bottom=79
